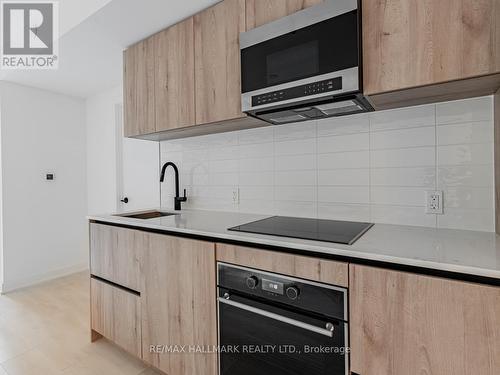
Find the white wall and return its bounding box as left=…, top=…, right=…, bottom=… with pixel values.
left=0, top=82, right=88, bottom=292
left=160, top=96, right=495, bottom=232
left=86, top=85, right=122, bottom=215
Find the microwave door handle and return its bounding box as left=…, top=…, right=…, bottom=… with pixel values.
left=218, top=297, right=334, bottom=338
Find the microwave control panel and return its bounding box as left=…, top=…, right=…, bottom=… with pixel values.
left=251, top=77, right=342, bottom=107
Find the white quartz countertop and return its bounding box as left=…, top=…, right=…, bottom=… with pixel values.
left=88, top=209, right=500, bottom=280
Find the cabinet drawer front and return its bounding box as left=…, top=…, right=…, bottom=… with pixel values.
left=90, top=278, right=141, bottom=358
left=90, top=223, right=145, bottom=291
left=216, top=243, right=348, bottom=287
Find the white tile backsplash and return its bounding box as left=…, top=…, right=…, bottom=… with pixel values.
left=318, top=169, right=369, bottom=186
left=318, top=151, right=369, bottom=169
left=370, top=126, right=435, bottom=150
left=275, top=138, right=316, bottom=156
left=318, top=186, right=370, bottom=204
left=370, top=187, right=426, bottom=207
left=370, top=147, right=436, bottom=168
left=437, top=121, right=493, bottom=145
left=317, top=132, right=369, bottom=153
left=275, top=154, right=317, bottom=171
left=274, top=120, right=317, bottom=141
left=370, top=104, right=435, bottom=131
left=436, top=96, right=494, bottom=125
left=437, top=143, right=493, bottom=166
left=275, top=170, right=316, bottom=186
left=317, top=202, right=371, bottom=222
left=275, top=186, right=317, bottom=202
left=437, top=165, right=494, bottom=187
left=160, top=96, right=495, bottom=232
left=274, top=200, right=318, bottom=218
left=370, top=167, right=436, bottom=187
left=316, top=113, right=369, bottom=136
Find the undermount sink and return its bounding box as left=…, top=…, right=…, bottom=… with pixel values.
left=117, top=210, right=177, bottom=220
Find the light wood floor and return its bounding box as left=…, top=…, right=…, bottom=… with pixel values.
left=0, top=272, right=161, bottom=375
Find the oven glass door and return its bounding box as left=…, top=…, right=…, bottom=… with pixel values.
left=218, top=292, right=347, bottom=375
left=241, top=10, right=358, bottom=93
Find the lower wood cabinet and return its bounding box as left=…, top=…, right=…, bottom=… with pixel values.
left=216, top=243, right=348, bottom=287
left=89, top=223, right=145, bottom=292
left=90, top=223, right=500, bottom=375
left=90, top=278, right=142, bottom=358
left=349, top=265, right=500, bottom=375
left=89, top=224, right=217, bottom=375
left=141, top=233, right=217, bottom=375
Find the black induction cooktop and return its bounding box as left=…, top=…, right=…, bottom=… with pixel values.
left=228, top=216, right=373, bottom=245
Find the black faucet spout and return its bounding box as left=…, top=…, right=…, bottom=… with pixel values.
left=160, top=162, right=187, bottom=210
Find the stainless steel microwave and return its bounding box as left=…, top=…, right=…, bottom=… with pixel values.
left=240, top=0, right=373, bottom=125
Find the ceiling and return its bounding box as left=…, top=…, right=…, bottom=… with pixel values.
left=0, top=0, right=220, bottom=98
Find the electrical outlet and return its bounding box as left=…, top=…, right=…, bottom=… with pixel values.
left=232, top=187, right=240, bottom=205
left=426, top=190, right=443, bottom=214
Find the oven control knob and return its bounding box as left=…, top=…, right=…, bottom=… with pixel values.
left=246, top=276, right=259, bottom=289
left=286, top=286, right=300, bottom=300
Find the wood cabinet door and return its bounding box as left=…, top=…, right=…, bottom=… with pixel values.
left=246, top=0, right=323, bottom=30
left=90, top=278, right=142, bottom=358
left=363, top=0, right=500, bottom=95
left=154, top=18, right=195, bottom=132
left=194, top=0, right=246, bottom=125
left=141, top=234, right=217, bottom=375
left=123, top=37, right=156, bottom=137
left=89, top=223, right=145, bottom=292
left=349, top=265, right=500, bottom=375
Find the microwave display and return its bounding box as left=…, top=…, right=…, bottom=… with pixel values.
left=241, top=10, right=358, bottom=93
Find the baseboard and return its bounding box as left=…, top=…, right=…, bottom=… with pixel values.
left=1, top=262, right=89, bottom=293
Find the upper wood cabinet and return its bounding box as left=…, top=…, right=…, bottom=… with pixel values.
left=245, top=0, right=323, bottom=29
left=349, top=265, right=500, bottom=375
left=363, top=0, right=500, bottom=96
left=194, top=0, right=246, bottom=125
left=123, top=37, right=156, bottom=137
left=141, top=233, right=217, bottom=375
left=154, top=17, right=195, bottom=132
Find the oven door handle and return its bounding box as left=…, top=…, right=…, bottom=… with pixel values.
left=218, top=297, right=334, bottom=338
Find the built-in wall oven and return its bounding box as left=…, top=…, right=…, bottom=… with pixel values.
left=217, top=263, right=349, bottom=375
left=240, top=0, right=372, bottom=125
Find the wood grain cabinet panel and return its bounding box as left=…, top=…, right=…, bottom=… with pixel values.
left=154, top=17, right=195, bottom=132
left=141, top=234, right=217, bottom=375
left=216, top=243, right=348, bottom=287
left=246, top=0, right=323, bottom=29
left=89, top=223, right=145, bottom=292
left=123, top=38, right=156, bottom=137
left=363, top=0, right=500, bottom=96
left=90, top=278, right=141, bottom=358
left=349, top=265, right=500, bottom=375
left=194, top=0, right=246, bottom=125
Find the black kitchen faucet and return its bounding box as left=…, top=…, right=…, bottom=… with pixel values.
left=160, top=162, right=187, bottom=210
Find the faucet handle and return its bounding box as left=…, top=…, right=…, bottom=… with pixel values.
left=176, top=189, right=187, bottom=203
